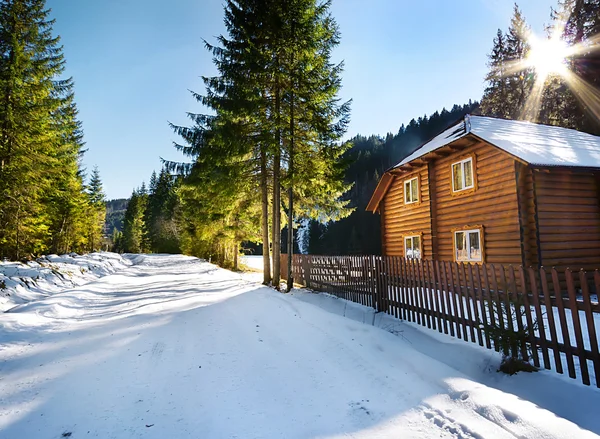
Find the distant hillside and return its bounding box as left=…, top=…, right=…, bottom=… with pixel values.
left=105, top=198, right=128, bottom=235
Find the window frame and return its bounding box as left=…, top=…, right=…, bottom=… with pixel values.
left=451, top=156, right=476, bottom=194
left=403, top=176, right=420, bottom=205
left=404, top=234, right=422, bottom=260
left=452, top=226, right=484, bottom=263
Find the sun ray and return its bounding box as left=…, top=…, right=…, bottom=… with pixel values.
left=561, top=69, right=600, bottom=124
left=520, top=75, right=546, bottom=122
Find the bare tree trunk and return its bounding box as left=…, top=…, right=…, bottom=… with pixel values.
left=272, top=76, right=282, bottom=290
left=272, top=151, right=281, bottom=289
left=233, top=242, right=239, bottom=271
left=286, top=87, right=295, bottom=293
left=260, top=145, right=271, bottom=284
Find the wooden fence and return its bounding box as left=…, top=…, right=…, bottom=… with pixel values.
left=281, top=254, right=600, bottom=387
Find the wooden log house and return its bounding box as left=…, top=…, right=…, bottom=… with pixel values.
left=367, top=115, right=600, bottom=272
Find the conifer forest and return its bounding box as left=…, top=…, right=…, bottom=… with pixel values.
left=1, top=0, right=599, bottom=291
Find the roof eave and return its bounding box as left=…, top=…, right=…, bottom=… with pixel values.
left=366, top=172, right=394, bottom=213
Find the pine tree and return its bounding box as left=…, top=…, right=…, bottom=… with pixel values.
left=0, top=0, right=87, bottom=259
left=480, top=30, right=510, bottom=117
left=280, top=0, right=352, bottom=291
left=545, top=0, right=600, bottom=134
left=86, top=166, right=106, bottom=251
left=480, top=5, right=533, bottom=121
left=168, top=0, right=271, bottom=274
left=145, top=168, right=180, bottom=254
left=122, top=187, right=148, bottom=253
left=505, top=4, right=533, bottom=119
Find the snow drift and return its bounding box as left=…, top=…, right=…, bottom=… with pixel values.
left=0, top=252, right=130, bottom=312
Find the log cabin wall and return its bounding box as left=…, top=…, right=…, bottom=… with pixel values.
left=380, top=166, right=432, bottom=257
left=535, top=169, right=600, bottom=271
left=433, top=141, right=522, bottom=265
left=515, top=163, right=540, bottom=268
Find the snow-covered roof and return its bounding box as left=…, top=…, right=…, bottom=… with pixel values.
left=394, top=115, right=600, bottom=169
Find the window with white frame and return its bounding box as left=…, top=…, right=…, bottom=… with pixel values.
left=404, top=177, right=419, bottom=204
left=454, top=229, right=482, bottom=262
left=404, top=235, right=421, bottom=259
left=452, top=157, right=474, bottom=192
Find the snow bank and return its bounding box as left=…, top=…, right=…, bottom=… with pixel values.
left=0, top=252, right=130, bottom=312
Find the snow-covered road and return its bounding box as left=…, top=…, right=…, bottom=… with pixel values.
left=1, top=254, right=599, bottom=438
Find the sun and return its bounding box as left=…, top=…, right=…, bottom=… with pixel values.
left=526, top=34, right=571, bottom=78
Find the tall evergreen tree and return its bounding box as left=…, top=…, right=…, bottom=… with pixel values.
left=480, top=5, right=533, bottom=121
left=0, top=0, right=88, bottom=259
left=122, top=187, right=149, bottom=254
left=546, top=0, right=600, bottom=134
left=145, top=168, right=181, bottom=254
left=167, top=0, right=351, bottom=284
left=480, top=30, right=510, bottom=117
left=86, top=166, right=106, bottom=251
left=279, top=0, right=352, bottom=291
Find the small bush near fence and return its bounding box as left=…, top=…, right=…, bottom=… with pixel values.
left=281, top=254, right=600, bottom=387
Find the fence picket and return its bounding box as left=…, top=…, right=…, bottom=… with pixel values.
left=401, top=258, right=411, bottom=321
left=447, top=262, right=463, bottom=340
left=474, top=264, right=491, bottom=349
left=461, top=263, right=477, bottom=343
left=565, top=269, right=590, bottom=385
left=419, top=259, right=430, bottom=327
left=517, top=267, right=538, bottom=366
left=580, top=270, right=600, bottom=387
left=434, top=261, right=454, bottom=335
left=528, top=267, right=550, bottom=369
left=469, top=264, right=484, bottom=346
left=407, top=259, right=416, bottom=324
left=430, top=260, right=443, bottom=333
left=417, top=260, right=431, bottom=328
left=392, top=257, right=400, bottom=319
left=540, top=268, right=562, bottom=373
left=441, top=261, right=456, bottom=337
left=482, top=264, right=498, bottom=351
left=507, top=266, right=527, bottom=360
left=552, top=268, right=576, bottom=378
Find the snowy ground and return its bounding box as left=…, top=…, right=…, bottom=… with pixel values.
left=0, top=252, right=130, bottom=312
left=242, top=254, right=268, bottom=271
left=1, top=254, right=599, bottom=438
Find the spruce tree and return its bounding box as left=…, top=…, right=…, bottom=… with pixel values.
left=279, top=0, right=352, bottom=291
left=480, top=30, right=510, bottom=117
left=546, top=0, right=600, bottom=134
left=0, top=0, right=87, bottom=259
left=86, top=166, right=106, bottom=251
left=145, top=168, right=180, bottom=254
left=505, top=4, right=533, bottom=119
left=122, top=188, right=148, bottom=254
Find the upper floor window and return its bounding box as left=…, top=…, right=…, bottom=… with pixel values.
left=404, top=177, right=419, bottom=204
left=454, top=228, right=482, bottom=262
left=404, top=235, right=421, bottom=259
left=452, top=157, right=474, bottom=192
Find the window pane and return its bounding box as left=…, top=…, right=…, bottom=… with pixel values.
left=464, top=160, right=473, bottom=188
left=413, top=236, right=421, bottom=259
left=469, top=231, right=481, bottom=260
left=405, top=181, right=412, bottom=203
left=455, top=232, right=467, bottom=261
left=411, top=179, right=418, bottom=202
left=452, top=163, right=462, bottom=191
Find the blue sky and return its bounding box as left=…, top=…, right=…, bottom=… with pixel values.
left=47, top=0, right=556, bottom=199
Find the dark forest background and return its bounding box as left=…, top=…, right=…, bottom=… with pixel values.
left=300, top=101, right=479, bottom=256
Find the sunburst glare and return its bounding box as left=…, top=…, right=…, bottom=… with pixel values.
left=526, top=34, right=570, bottom=79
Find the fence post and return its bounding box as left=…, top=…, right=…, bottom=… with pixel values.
left=374, top=256, right=382, bottom=312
